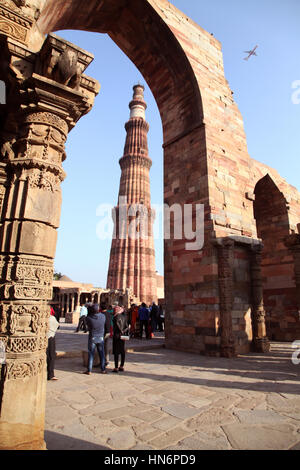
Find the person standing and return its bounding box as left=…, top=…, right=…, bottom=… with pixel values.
left=47, top=307, right=59, bottom=381
left=106, top=305, right=114, bottom=338
left=100, top=302, right=111, bottom=367
left=158, top=304, right=165, bottom=331
left=112, top=305, right=129, bottom=373
left=128, top=304, right=139, bottom=338
left=150, top=302, right=159, bottom=335
left=75, top=303, right=88, bottom=333
left=138, top=302, right=150, bottom=339
left=84, top=304, right=107, bottom=375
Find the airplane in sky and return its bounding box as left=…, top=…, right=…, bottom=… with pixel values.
left=244, top=45, right=258, bottom=61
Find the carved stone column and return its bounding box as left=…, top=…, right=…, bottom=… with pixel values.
left=250, top=244, right=270, bottom=353
left=216, top=238, right=236, bottom=358
left=285, top=234, right=300, bottom=317
left=0, top=32, right=99, bottom=450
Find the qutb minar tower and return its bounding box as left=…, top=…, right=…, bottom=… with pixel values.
left=107, top=85, right=157, bottom=304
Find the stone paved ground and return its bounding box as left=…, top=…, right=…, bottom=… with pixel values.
left=45, top=326, right=300, bottom=450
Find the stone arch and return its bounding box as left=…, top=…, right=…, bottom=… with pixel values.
left=37, top=0, right=204, bottom=145
left=1, top=0, right=269, bottom=449
left=36, top=0, right=209, bottom=352
left=253, top=174, right=295, bottom=339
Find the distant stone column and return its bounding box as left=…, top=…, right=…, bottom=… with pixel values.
left=74, top=292, right=79, bottom=311
left=216, top=238, right=236, bottom=358
left=250, top=244, right=270, bottom=352
left=0, top=33, right=99, bottom=450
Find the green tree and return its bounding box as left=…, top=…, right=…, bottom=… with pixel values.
left=53, top=272, right=63, bottom=280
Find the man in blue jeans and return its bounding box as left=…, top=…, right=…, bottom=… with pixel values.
left=84, top=304, right=107, bottom=375
left=138, top=302, right=150, bottom=339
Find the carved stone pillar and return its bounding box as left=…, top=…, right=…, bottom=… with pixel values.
left=216, top=238, right=236, bottom=358
left=71, top=294, right=75, bottom=312
left=0, top=32, right=99, bottom=450
left=74, top=292, right=78, bottom=311
left=250, top=245, right=270, bottom=353
left=285, top=234, right=300, bottom=316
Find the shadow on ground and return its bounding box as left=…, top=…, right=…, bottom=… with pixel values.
left=53, top=342, right=300, bottom=396
left=44, top=431, right=110, bottom=450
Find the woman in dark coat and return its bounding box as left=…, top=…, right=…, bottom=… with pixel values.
left=112, top=306, right=129, bottom=372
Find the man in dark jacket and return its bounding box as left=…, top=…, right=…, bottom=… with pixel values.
left=150, top=302, right=159, bottom=334
left=100, top=302, right=111, bottom=367
left=138, top=302, right=150, bottom=339
left=84, top=304, right=107, bottom=374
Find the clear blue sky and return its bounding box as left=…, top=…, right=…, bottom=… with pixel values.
left=54, top=0, right=300, bottom=286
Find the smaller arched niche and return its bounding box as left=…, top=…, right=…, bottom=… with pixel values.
left=254, top=174, right=290, bottom=244
left=253, top=174, right=294, bottom=340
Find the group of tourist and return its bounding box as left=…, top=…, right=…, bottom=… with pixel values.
left=46, top=301, right=165, bottom=380
left=79, top=301, right=165, bottom=375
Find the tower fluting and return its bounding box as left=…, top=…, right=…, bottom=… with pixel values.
left=106, top=85, right=157, bottom=304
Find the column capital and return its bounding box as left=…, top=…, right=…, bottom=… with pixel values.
left=213, top=237, right=235, bottom=249
left=0, top=33, right=100, bottom=135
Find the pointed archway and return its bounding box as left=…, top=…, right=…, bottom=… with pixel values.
left=254, top=174, right=295, bottom=339
left=3, top=0, right=289, bottom=449
left=37, top=0, right=209, bottom=353
left=37, top=0, right=204, bottom=145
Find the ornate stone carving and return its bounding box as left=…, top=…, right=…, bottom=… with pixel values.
left=14, top=112, right=68, bottom=167
left=13, top=285, right=52, bottom=299
left=12, top=0, right=26, bottom=8
left=16, top=260, right=53, bottom=285
left=119, top=154, right=152, bottom=170
left=23, top=112, right=68, bottom=136
left=0, top=304, right=9, bottom=333
left=250, top=244, right=270, bottom=353
left=52, top=48, right=81, bottom=89
left=6, top=355, right=45, bottom=380
left=7, top=336, right=37, bottom=353
left=0, top=302, right=48, bottom=350
left=36, top=33, right=94, bottom=91
left=1, top=139, right=16, bottom=160
left=0, top=256, right=53, bottom=303
left=0, top=2, right=33, bottom=44
left=0, top=25, right=99, bottom=452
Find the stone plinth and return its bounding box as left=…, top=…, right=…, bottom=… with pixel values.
left=65, top=311, right=79, bottom=325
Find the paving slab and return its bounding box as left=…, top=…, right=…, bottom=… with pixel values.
left=162, top=403, right=202, bottom=420
left=222, top=423, right=299, bottom=450
left=45, top=339, right=300, bottom=450
left=233, top=409, right=289, bottom=425
left=166, top=430, right=231, bottom=451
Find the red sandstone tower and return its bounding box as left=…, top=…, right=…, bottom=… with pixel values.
left=106, top=85, right=157, bottom=304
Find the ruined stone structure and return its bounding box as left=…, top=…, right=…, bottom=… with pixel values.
left=52, top=278, right=106, bottom=322
left=106, top=84, right=157, bottom=304
left=0, top=0, right=300, bottom=450
left=52, top=277, right=140, bottom=324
